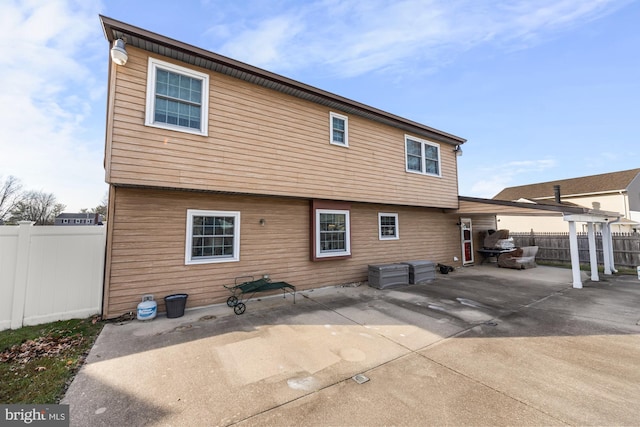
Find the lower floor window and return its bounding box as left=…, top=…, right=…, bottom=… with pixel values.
left=185, top=209, right=240, bottom=264
left=378, top=213, right=399, bottom=240
left=315, top=208, right=351, bottom=258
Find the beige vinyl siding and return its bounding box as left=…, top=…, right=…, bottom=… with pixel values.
left=104, top=187, right=462, bottom=318
left=562, top=194, right=627, bottom=216
left=496, top=215, right=566, bottom=233
left=106, top=47, right=459, bottom=209
left=468, top=215, right=497, bottom=234
left=465, top=215, right=498, bottom=258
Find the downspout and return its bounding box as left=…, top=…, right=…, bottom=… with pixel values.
left=606, top=217, right=621, bottom=273
left=101, top=186, right=116, bottom=318
left=621, top=190, right=629, bottom=219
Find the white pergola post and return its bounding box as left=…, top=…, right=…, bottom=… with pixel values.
left=601, top=223, right=612, bottom=275
left=601, top=222, right=617, bottom=274
left=568, top=220, right=582, bottom=288
left=587, top=222, right=599, bottom=281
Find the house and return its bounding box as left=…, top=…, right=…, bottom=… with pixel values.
left=99, top=16, right=472, bottom=318
left=493, top=169, right=640, bottom=233
left=54, top=213, right=104, bottom=226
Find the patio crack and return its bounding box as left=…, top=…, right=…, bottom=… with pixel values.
left=409, top=286, right=579, bottom=426
left=231, top=287, right=575, bottom=426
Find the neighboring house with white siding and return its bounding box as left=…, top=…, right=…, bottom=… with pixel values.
left=493, top=169, right=640, bottom=233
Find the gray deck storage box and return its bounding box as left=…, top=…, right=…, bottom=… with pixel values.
left=368, top=264, right=409, bottom=289
left=402, top=260, right=436, bottom=284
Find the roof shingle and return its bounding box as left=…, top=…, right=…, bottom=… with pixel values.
left=493, top=168, right=640, bottom=201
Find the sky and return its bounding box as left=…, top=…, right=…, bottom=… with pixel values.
left=1, top=0, right=639, bottom=212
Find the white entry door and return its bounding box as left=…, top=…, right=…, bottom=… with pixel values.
left=460, top=218, right=473, bottom=265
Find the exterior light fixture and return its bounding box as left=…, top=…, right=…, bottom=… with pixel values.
left=110, top=38, right=128, bottom=65
left=453, top=144, right=463, bottom=156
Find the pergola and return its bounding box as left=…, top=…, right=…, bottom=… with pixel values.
left=563, top=211, right=621, bottom=288
left=456, top=197, right=623, bottom=288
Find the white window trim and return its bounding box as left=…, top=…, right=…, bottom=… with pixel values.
left=315, top=209, right=351, bottom=258
left=146, top=57, right=209, bottom=136
left=378, top=212, right=399, bottom=240
left=404, top=135, right=441, bottom=177
left=330, top=112, right=349, bottom=147
left=185, top=209, right=240, bottom=265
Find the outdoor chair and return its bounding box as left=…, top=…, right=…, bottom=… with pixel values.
left=497, top=246, right=539, bottom=269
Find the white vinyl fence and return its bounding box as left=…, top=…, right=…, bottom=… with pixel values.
left=0, top=221, right=106, bottom=331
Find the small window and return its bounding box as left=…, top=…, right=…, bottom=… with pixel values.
left=316, top=209, right=350, bottom=257
left=378, top=213, right=399, bottom=240
left=185, top=210, right=240, bottom=265
left=62, top=219, right=69, bottom=224
left=146, top=58, right=209, bottom=136
left=405, top=135, right=441, bottom=177
left=330, top=112, right=348, bottom=147
left=74, top=219, right=81, bottom=224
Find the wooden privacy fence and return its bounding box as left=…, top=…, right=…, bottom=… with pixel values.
left=510, top=232, right=640, bottom=268
left=0, top=222, right=106, bottom=331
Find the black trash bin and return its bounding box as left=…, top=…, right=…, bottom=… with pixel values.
left=164, top=294, right=188, bottom=318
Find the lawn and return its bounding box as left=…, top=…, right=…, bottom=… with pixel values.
left=0, top=317, right=103, bottom=404
left=538, top=260, right=637, bottom=275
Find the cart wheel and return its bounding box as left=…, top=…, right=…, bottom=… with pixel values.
left=226, top=296, right=238, bottom=307
left=233, top=303, right=246, bottom=315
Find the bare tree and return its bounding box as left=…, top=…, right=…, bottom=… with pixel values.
left=9, top=191, right=66, bottom=225
left=0, top=175, right=23, bottom=223
left=93, top=191, right=108, bottom=219
left=82, top=191, right=108, bottom=220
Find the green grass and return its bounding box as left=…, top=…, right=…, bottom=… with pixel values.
left=0, top=317, right=103, bottom=404
left=537, top=260, right=637, bottom=275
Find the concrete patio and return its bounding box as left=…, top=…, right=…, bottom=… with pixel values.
left=62, top=265, right=640, bottom=426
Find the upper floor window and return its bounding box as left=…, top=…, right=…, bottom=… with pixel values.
left=146, top=58, right=209, bottom=136
left=405, top=135, right=440, bottom=177
left=330, top=112, right=348, bottom=147
left=185, top=210, right=240, bottom=265
left=378, top=213, right=399, bottom=240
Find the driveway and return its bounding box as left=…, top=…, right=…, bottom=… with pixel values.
left=62, top=265, right=640, bottom=426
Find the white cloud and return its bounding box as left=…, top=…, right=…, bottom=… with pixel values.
left=210, top=0, right=630, bottom=77
left=469, top=176, right=513, bottom=199
left=465, top=158, right=557, bottom=198
left=504, top=159, right=557, bottom=173
left=0, top=0, right=106, bottom=211
left=217, top=16, right=305, bottom=70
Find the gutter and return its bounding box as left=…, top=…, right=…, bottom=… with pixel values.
left=458, top=196, right=588, bottom=214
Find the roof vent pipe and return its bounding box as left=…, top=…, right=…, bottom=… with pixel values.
left=553, top=185, right=561, bottom=203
